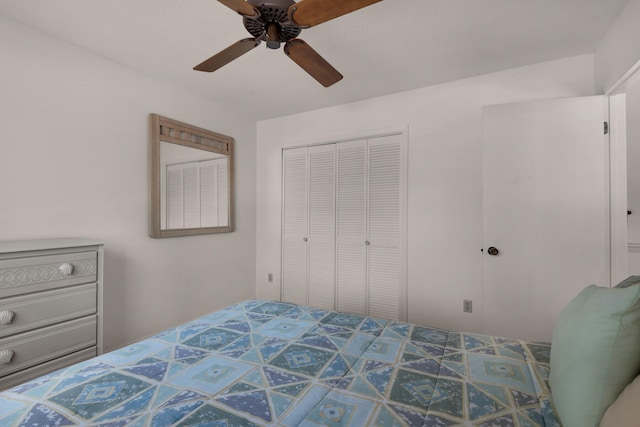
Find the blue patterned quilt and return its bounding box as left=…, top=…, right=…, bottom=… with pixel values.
left=0, top=300, right=561, bottom=426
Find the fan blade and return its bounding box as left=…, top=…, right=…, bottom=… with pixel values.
left=194, top=38, right=260, bottom=72
left=218, top=0, right=260, bottom=17
left=284, top=39, right=343, bottom=87
left=289, top=0, right=381, bottom=28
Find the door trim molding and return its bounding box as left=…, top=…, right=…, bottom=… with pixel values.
left=608, top=94, right=628, bottom=284
left=605, top=57, right=640, bottom=96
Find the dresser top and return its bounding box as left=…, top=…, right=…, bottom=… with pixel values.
left=0, top=238, right=103, bottom=254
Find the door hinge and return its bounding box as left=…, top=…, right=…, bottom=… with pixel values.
left=604, top=121, right=609, bottom=135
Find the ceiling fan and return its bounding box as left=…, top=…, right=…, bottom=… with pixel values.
left=194, top=0, right=382, bottom=87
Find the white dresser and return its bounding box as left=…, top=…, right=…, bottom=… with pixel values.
left=0, top=239, right=103, bottom=390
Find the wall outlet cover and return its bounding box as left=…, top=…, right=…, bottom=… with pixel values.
left=463, top=299, right=473, bottom=313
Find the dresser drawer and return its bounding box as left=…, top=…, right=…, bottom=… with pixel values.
left=0, top=251, right=97, bottom=298
left=0, top=347, right=97, bottom=391
left=0, top=316, right=96, bottom=378
left=0, top=283, right=96, bottom=338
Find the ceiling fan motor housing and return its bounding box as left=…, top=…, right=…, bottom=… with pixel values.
left=243, top=0, right=302, bottom=48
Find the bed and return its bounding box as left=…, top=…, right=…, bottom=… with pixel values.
left=0, top=299, right=561, bottom=426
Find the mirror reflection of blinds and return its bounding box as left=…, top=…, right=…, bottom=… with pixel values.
left=167, top=169, right=184, bottom=229
left=200, top=164, right=217, bottom=227
left=218, top=161, right=229, bottom=227
left=183, top=166, right=199, bottom=228
left=166, top=159, right=227, bottom=229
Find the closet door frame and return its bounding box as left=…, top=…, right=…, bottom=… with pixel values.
left=280, top=128, right=408, bottom=321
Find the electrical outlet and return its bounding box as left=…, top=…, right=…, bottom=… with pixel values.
left=463, top=299, right=473, bottom=313
left=268, top=273, right=273, bottom=283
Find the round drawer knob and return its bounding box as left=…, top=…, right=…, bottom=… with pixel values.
left=0, top=349, right=14, bottom=364
left=58, top=262, right=74, bottom=276
left=0, top=310, right=15, bottom=325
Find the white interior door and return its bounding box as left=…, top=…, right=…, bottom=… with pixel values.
left=482, top=96, right=609, bottom=341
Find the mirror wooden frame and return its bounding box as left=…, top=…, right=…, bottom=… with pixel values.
left=149, top=114, right=234, bottom=238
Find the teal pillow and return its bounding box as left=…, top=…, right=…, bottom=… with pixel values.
left=549, top=285, right=640, bottom=427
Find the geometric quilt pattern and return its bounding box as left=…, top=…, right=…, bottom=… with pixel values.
left=0, top=300, right=561, bottom=426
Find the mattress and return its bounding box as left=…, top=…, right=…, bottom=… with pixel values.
left=0, top=300, right=561, bottom=426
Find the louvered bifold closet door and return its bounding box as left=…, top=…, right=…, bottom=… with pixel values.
left=283, top=135, right=405, bottom=319
left=282, top=148, right=308, bottom=305
left=367, top=135, right=403, bottom=320
left=307, top=145, right=336, bottom=310
left=336, top=140, right=368, bottom=315
left=282, top=146, right=336, bottom=309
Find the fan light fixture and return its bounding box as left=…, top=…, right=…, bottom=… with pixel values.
left=194, top=0, right=382, bottom=87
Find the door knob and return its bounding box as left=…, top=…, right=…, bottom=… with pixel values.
left=487, top=247, right=500, bottom=256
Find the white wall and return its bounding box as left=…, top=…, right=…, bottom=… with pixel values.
left=255, top=54, right=595, bottom=335
left=595, top=0, right=640, bottom=93
left=0, top=16, right=257, bottom=351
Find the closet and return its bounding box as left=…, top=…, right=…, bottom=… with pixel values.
left=281, top=133, right=406, bottom=320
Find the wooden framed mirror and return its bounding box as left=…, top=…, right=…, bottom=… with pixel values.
left=149, top=114, right=234, bottom=238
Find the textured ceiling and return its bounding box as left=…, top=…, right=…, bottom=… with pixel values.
left=0, top=0, right=630, bottom=121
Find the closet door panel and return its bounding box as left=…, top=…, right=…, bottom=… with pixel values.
left=336, top=140, right=367, bottom=315
left=308, top=242, right=335, bottom=310
left=282, top=147, right=308, bottom=304
left=308, top=145, right=336, bottom=309
left=336, top=245, right=367, bottom=315
left=336, top=140, right=367, bottom=245
left=368, top=247, right=401, bottom=320
left=368, top=136, right=402, bottom=248
left=367, top=135, right=404, bottom=319
left=282, top=148, right=308, bottom=238
left=308, top=145, right=335, bottom=241
left=282, top=240, right=307, bottom=305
